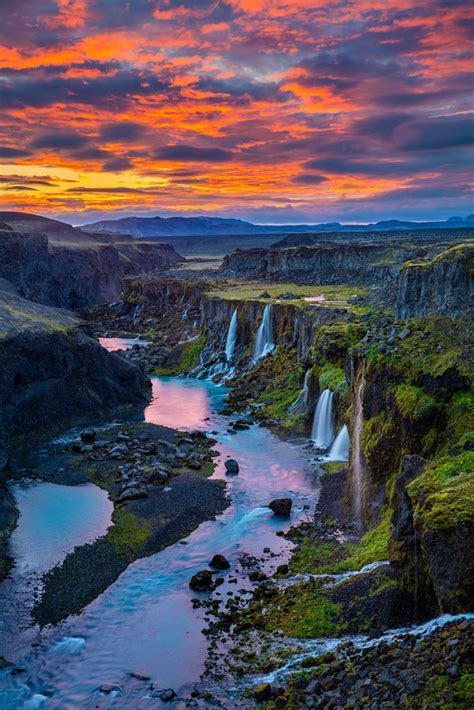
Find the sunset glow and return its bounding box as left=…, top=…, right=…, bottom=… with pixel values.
left=1, top=0, right=472, bottom=223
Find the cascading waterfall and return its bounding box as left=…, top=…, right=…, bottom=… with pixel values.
left=311, top=389, right=335, bottom=449
left=225, top=309, right=238, bottom=362
left=327, top=424, right=349, bottom=461
left=350, top=366, right=366, bottom=526
left=253, top=304, right=275, bottom=360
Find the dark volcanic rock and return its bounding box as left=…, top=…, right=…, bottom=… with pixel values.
left=397, top=243, right=474, bottom=319
left=0, top=212, right=183, bottom=309
left=0, top=289, right=150, bottom=472
left=189, top=569, right=214, bottom=591
left=269, top=498, right=292, bottom=516
left=224, top=458, right=240, bottom=474
left=210, top=554, right=231, bottom=570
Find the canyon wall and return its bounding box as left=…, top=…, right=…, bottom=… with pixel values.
left=397, top=243, right=474, bottom=319
left=0, top=288, right=150, bottom=473
left=0, top=224, right=183, bottom=309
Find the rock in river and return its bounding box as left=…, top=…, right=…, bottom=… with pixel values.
left=224, top=458, right=239, bottom=474
left=210, top=554, right=230, bottom=570
left=189, top=569, right=214, bottom=591
left=268, top=498, right=292, bottom=516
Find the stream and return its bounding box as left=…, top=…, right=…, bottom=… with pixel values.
left=0, top=338, right=319, bottom=708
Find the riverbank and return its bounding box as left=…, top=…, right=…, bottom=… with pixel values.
left=7, top=420, right=227, bottom=627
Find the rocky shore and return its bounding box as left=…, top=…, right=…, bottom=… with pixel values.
left=8, top=421, right=228, bottom=626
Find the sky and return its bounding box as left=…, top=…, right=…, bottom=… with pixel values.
left=0, top=0, right=473, bottom=225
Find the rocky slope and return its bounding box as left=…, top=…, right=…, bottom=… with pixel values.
left=397, top=243, right=474, bottom=319
left=0, top=212, right=183, bottom=309
left=0, top=288, right=150, bottom=474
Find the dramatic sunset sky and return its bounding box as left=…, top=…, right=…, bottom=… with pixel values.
left=1, top=0, right=472, bottom=224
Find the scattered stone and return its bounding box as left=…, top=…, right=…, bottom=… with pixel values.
left=254, top=683, right=272, bottom=701
left=269, top=498, right=292, bottom=516
left=160, top=689, right=176, bottom=702
left=189, top=570, right=214, bottom=591
left=224, top=459, right=240, bottom=474
left=210, top=554, right=231, bottom=570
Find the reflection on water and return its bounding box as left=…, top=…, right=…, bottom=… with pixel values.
left=0, top=373, right=318, bottom=708
left=144, top=376, right=227, bottom=430
left=98, top=337, right=149, bottom=352
left=10, top=482, right=113, bottom=575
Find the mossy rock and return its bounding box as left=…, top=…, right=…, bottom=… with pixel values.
left=361, top=413, right=400, bottom=483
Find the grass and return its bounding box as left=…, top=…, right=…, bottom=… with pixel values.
left=266, top=590, right=347, bottom=638
left=290, top=511, right=391, bottom=575
left=154, top=336, right=205, bottom=375
left=205, top=281, right=368, bottom=311
left=108, top=510, right=152, bottom=556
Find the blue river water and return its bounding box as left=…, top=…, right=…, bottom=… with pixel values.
left=0, top=339, right=319, bottom=708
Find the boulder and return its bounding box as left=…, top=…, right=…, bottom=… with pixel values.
left=210, top=554, right=230, bottom=570
left=189, top=569, right=214, bottom=591
left=275, top=564, right=289, bottom=575
left=269, top=498, right=292, bottom=516
left=224, top=458, right=239, bottom=474
left=80, top=429, right=96, bottom=443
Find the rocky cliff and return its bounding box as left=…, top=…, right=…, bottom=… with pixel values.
left=0, top=213, right=183, bottom=309
left=220, top=242, right=410, bottom=285
left=397, top=243, right=474, bottom=319
left=0, top=288, right=150, bottom=474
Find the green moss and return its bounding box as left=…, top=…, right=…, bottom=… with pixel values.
left=154, top=336, right=205, bottom=375
left=448, top=390, right=474, bottom=441
left=394, top=383, right=436, bottom=421
left=265, top=588, right=347, bottom=638
left=453, top=672, right=474, bottom=708
left=319, top=364, right=349, bottom=398
left=290, top=512, right=391, bottom=575
left=320, top=461, right=346, bottom=475
left=361, top=413, right=400, bottom=483
left=422, top=675, right=450, bottom=707
left=408, top=451, right=474, bottom=530
left=108, top=510, right=152, bottom=555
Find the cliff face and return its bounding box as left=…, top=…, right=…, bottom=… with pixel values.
left=0, top=222, right=183, bottom=309
left=397, top=243, right=474, bottom=319
left=220, top=243, right=407, bottom=285
left=0, top=289, right=150, bottom=472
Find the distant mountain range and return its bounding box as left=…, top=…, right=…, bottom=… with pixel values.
left=81, top=214, right=474, bottom=238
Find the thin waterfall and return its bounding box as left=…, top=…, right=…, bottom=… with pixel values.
left=327, top=424, right=349, bottom=462
left=289, top=369, right=311, bottom=414
left=350, top=366, right=366, bottom=526
left=311, top=389, right=335, bottom=449
left=253, top=304, right=275, bottom=360
left=225, top=310, right=238, bottom=362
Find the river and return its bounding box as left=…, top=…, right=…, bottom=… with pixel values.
left=0, top=338, right=319, bottom=708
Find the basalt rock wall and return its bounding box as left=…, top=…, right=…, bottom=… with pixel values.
left=220, top=242, right=410, bottom=285
left=397, top=243, right=474, bottom=319
left=0, top=228, right=182, bottom=309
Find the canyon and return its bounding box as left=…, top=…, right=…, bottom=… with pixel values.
left=0, top=213, right=472, bottom=708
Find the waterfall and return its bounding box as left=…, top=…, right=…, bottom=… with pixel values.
left=289, top=369, right=311, bottom=414
left=225, top=310, right=238, bottom=362
left=253, top=304, right=275, bottom=360
left=350, top=367, right=366, bottom=526
left=311, top=389, right=335, bottom=449
left=327, top=424, right=349, bottom=462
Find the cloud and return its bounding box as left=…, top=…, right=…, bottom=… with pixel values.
left=154, top=145, right=235, bottom=162
left=0, top=146, right=32, bottom=158
left=293, top=173, right=327, bottom=185
left=30, top=130, right=89, bottom=150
